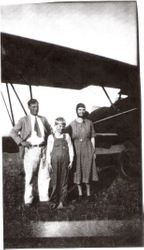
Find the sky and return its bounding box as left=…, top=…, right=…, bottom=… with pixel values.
left=0, top=1, right=137, bottom=135
left=1, top=1, right=137, bottom=65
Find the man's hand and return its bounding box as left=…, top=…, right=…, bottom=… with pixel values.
left=48, top=163, right=53, bottom=173
left=68, top=161, right=73, bottom=169
left=39, top=141, right=46, bottom=147
left=21, top=141, right=32, bottom=148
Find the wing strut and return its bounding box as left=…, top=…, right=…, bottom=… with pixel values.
left=1, top=91, right=14, bottom=126
left=101, top=85, right=116, bottom=110
left=17, top=72, right=33, bottom=99
left=6, top=83, right=15, bottom=126
left=10, top=83, right=27, bottom=115
left=29, top=85, right=33, bottom=99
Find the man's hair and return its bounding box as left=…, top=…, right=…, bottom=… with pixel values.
left=27, top=99, right=38, bottom=106
left=55, top=117, right=66, bottom=126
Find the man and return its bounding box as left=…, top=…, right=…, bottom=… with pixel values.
left=10, top=98, right=52, bottom=207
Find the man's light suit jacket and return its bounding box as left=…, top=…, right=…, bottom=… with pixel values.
left=10, top=115, right=51, bottom=158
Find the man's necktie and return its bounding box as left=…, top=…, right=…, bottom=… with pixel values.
left=34, top=117, right=42, bottom=137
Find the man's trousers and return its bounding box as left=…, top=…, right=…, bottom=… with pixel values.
left=23, top=146, right=50, bottom=204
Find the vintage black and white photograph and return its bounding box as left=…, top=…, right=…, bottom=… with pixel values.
left=1, top=0, right=143, bottom=248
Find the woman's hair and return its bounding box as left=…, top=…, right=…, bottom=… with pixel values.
left=76, top=103, right=86, bottom=111
left=55, top=117, right=66, bottom=126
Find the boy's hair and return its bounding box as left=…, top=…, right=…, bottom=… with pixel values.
left=55, top=117, right=66, bottom=126
left=27, top=99, right=38, bottom=107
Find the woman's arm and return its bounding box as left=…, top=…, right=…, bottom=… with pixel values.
left=91, top=137, right=96, bottom=159
left=90, top=120, right=96, bottom=151
left=91, top=137, right=95, bottom=150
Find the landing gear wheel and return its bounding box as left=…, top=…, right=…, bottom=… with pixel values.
left=118, top=150, right=140, bottom=178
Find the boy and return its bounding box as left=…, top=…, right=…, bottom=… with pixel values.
left=46, top=117, right=74, bottom=209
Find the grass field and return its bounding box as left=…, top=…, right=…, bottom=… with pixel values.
left=3, top=152, right=143, bottom=248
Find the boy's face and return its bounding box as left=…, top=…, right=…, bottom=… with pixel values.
left=55, top=122, right=65, bottom=133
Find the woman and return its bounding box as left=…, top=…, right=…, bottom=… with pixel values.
left=68, top=103, right=98, bottom=199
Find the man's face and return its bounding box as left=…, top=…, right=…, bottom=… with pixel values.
left=28, top=102, right=39, bottom=116
left=77, top=107, right=86, bottom=118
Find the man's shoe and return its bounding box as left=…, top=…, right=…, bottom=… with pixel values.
left=23, top=203, right=33, bottom=209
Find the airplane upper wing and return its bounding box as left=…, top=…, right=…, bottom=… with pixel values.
left=1, top=32, right=139, bottom=95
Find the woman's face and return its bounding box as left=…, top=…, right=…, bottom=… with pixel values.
left=77, top=107, right=86, bottom=118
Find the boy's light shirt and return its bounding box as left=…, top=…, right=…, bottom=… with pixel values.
left=27, top=114, right=45, bottom=145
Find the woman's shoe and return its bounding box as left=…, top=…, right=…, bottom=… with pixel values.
left=57, top=202, right=64, bottom=209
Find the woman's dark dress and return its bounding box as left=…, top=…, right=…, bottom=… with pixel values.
left=70, top=119, right=98, bottom=184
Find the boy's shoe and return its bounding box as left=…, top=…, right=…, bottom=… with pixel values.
left=85, top=195, right=95, bottom=203
left=23, top=202, right=33, bottom=209
left=76, top=195, right=84, bottom=203
left=39, top=201, right=50, bottom=207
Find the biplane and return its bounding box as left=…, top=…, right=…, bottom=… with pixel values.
left=1, top=32, right=141, bottom=178
left=1, top=31, right=142, bottom=250
left=1, top=1, right=143, bottom=247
